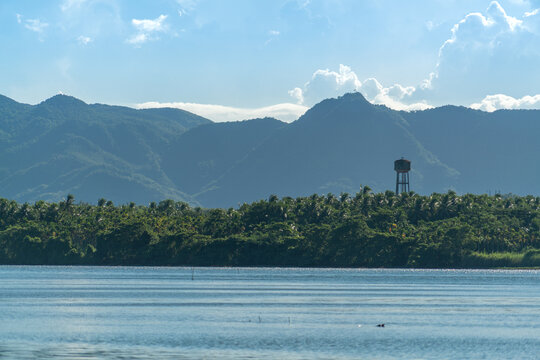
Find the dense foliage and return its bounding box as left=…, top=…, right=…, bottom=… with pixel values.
left=2, top=189, right=540, bottom=268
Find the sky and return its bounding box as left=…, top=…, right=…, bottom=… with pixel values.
left=1, top=0, right=540, bottom=122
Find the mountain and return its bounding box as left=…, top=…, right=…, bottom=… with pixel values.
left=0, top=94, right=211, bottom=204
left=193, top=93, right=540, bottom=208
left=161, top=117, right=286, bottom=195
left=2, top=92, right=540, bottom=207
left=194, top=93, right=457, bottom=207
left=401, top=106, right=540, bottom=194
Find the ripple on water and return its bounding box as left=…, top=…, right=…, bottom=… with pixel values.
left=1, top=266, right=540, bottom=359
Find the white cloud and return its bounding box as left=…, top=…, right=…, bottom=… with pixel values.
left=470, top=94, right=540, bottom=111
left=288, top=2, right=540, bottom=112
left=296, top=64, right=360, bottom=105
left=127, top=33, right=149, bottom=45
left=289, top=64, right=431, bottom=111
left=288, top=87, right=304, bottom=105
left=358, top=77, right=383, bottom=101
left=525, top=8, right=539, bottom=17
left=135, top=101, right=308, bottom=123
left=438, top=2, right=523, bottom=60
left=362, top=78, right=432, bottom=111
left=269, top=30, right=280, bottom=36
left=16, top=14, right=49, bottom=41
left=132, top=15, right=168, bottom=32
left=77, top=35, right=92, bottom=45
left=127, top=14, right=168, bottom=45
left=522, top=6, right=540, bottom=33
left=426, top=1, right=540, bottom=104
left=23, top=18, right=49, bottom=33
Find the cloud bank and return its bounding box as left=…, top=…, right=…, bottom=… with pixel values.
left=471, top=94, right=540, bottom=112
left=135, top=101, right=308, bottom=123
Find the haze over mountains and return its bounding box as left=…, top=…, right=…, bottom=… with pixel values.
left=0, top=92, right=538, bottom=208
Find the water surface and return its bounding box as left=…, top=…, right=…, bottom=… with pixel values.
left=1, top=266, right=540, bottom=359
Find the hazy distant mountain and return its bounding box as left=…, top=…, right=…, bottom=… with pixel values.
left=0, top=94, right=211, bottom=204
left=194, top=93, right=540, bottom=207
left=1, top=92, right=540, bottom=207
left=162, top=118, right=286, bottom=195
left=195, top=93, right=457, bottom=207
left=401, top=106, right=540, bottom=194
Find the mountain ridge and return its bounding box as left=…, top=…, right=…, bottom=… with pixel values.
left=0, top=94, right=212, bottom=204
left=1, top=92, right=540, bottom=207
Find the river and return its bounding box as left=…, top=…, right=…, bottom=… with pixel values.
left=1, top=266, right=540, bottom=359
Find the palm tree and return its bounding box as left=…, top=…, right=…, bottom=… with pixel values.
left=362, top=185, right=372, bottom=196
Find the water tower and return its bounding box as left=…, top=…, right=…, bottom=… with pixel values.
left=394, top=158, right=411, bottom=194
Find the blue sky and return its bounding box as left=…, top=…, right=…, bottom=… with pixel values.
left=1, top=0, right=540, bottom=121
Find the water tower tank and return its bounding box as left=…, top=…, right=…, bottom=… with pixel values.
left=394, top=158, right=411, bottom=173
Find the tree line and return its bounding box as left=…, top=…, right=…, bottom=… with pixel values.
left=2, top=189, right=540, bottom=268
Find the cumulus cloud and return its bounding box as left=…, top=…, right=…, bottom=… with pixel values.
left=303, top=65, right=361, bottom=104
left=290, top=65, right=359, bottom=106
left=132, top=15, right=168, bottom=32
left=288, top=87, right=304, bottom=105
left=470, top=94, right=540, bottom=111
left=290, top=64, right=431, bottom=111
left=135, top=101, right=308, bottom=123
left=429, top=1, right=540, bottom=104
left=365, top=79, right=432, bottom=111
left=438, top=1, right=522, bottom=56
left=289, top=1, right=540, bottom=112
left=127, top=14, right=168, bottom=45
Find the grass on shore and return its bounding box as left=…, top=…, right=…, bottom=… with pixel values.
left=463, top=249, right=540, bottom=269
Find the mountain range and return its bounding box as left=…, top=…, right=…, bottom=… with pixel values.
left=0, top=92, right=539, bottom=208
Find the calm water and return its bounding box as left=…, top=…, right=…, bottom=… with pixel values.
left=1, top=267, right=540, bottom=359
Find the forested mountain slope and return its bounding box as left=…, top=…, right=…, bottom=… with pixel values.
left=401, top=106, right=540, bottom=195
left=162, top=117, right=286, bottom=196
left=196, top=93, right=458, bottom=208
left=1, top=93, right=540, bottom=208
left=0, top=95, right=211, bottom=204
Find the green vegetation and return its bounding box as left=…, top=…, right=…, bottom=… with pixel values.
left=0, top=94, right=211, bottom=205
left=2, top=189, right=540, bottom=268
